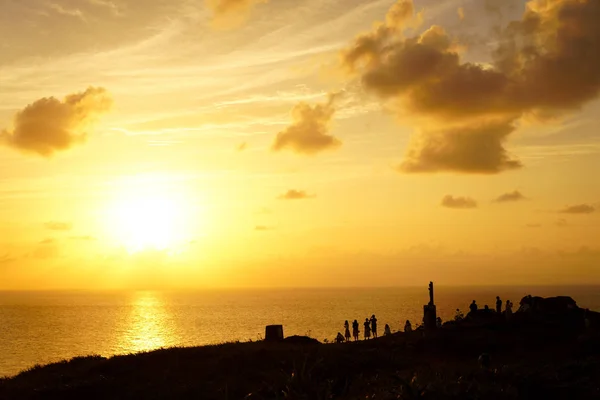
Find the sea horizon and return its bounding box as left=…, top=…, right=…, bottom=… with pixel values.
left=2, top=285, right=599, bottom=377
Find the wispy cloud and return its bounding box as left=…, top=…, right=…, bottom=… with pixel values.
left=494, top=190, right=526, bottom=203
left=559, top=204, right=595, bottom=214
left=87, top=0, right=123, bottom=16
left=441, top=195, right=477, bottom=209
left=49, top=3, right=86, bottom=20
left=278, top=190, right=314, bottom=200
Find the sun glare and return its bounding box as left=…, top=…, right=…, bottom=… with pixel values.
left=106, top=175, right=197, bottom=253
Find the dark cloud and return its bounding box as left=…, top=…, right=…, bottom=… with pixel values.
left=272, top=94, right=342, bottom=155
left=343, top=0, right=600, bottom=173
left=44, top=221, right=72, bottom=231
left=278, top=190, right=313, bottom=200
left=441, top=195, right=477, bottom=209
left=494, top=190, right=527, bottom=203
left=1, top=87, right=111, bottom=157
left=559, top=204, right=595, bottom=214
left=206, top=0, right=267, bottom=28
left=237, top=142, right=248, bottom=152
left=400, top=120, right=521, bottom=173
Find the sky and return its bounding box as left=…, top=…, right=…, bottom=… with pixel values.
left=1, top=0, right=600, bottom=289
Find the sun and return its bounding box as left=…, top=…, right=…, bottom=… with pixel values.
left=106, top=177, right=195, bottom=252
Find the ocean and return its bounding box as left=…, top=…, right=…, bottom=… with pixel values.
left=1, top=286, right=599, bottom=377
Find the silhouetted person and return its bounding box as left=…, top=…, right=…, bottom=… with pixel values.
left=336, top=332, right=345, bottom=343
left=352, top=319, right=359, bottom=341
left=470, top=300, right=478, bottom=313
left=404, top=320, right=412, bottom=333
left=344, top=320, right=351, bottom=342
left=496, top=296, right=502, bottom=313
left=505, top=300, right=513, bottom=318
left=364, top=318, right=371, bottom=339
left=384, top=324, right=392, bottom=336
left=370, top=314, right=378, bottom=338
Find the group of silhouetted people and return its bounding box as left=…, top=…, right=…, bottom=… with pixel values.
left=336, top=295, right=519, bottom=343
left=468, top=296, right=514, bottom=317
left=339, top=316, right=413, bottom=342
left=342, top=315, right=378, bottom=341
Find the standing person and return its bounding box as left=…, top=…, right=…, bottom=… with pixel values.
left=496, top=296, right=502, bottom=313
left=363, top=318, right=371, bottom=340
left=469, top=300, right=478, bottom=313
left=404, top=320, right=412, bottom=333
left=352, top=319, right=359, bottom=341
left=370, top=314, right=378, bottom=338
left=344, top=320, right=351, bottom=342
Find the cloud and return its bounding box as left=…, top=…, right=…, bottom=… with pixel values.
left=44, top=221, right=72, bottom=231
left=278, top=190, right=313, bottom=200
left=559, top=204, right=595, bottom=214
left=49, top=3, right=86, bottom=20
left=39, top=238, right=56, bottom=244
left=254, top=225, right=272, bottom=231
left=494, top=190, right=527, bottom=203
left=206, top=0, right=267, bottom=28
left=555, top=218, right=569, bottom=227
left=399, top=120, right=521, bottom=173
left=441, top=195, right=477, bottom=209
left=237, top=142, right=248, bottom=151
left=342, top=0, right=600, bottom=173
left=87, top=0, right=123, bottom=16
left=526, top=223, right=541, bottom=228
left=272, top=94, right=342, bottom=155
left=1, top=87, right=112, bottom=157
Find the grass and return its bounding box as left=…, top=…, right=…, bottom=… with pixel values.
left=1, top=317, right=599, bottom=399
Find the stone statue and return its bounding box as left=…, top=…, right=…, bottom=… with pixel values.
left=428, top=281, right=434, bottom=306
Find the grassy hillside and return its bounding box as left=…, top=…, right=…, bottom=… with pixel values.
left=2, top=316, right=600, bottom=399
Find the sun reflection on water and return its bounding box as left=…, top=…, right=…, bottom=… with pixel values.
left=120, top=292, right=179, bottom=353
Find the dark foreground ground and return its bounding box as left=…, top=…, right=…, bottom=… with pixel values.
left=2, top=313, right=600, bottom=399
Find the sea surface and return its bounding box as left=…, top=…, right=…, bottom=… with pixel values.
left=1, top=286, right=599, bottom=377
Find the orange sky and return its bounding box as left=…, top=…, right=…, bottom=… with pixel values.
left=1, top=0, right=600, bottom=289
